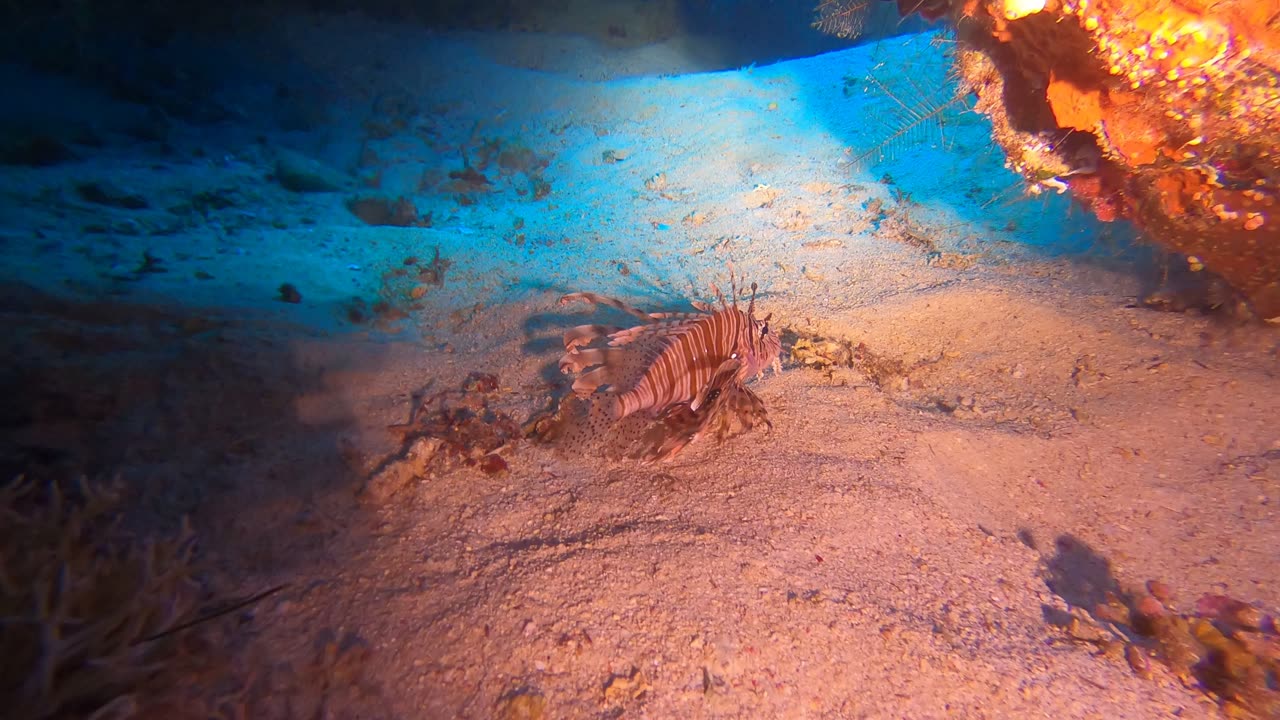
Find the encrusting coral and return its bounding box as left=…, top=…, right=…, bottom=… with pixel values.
left=1066, top=579, right=1279, bottom=718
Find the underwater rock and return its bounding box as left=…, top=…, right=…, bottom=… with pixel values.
left=274, top=147, right=350, bottom=193
left=873, top=0, right=1280, bottom=321
left=346, top=195, right=431, bottom=227
left=0, top=132, right=76, bottom=167
left=74, top=180, right=150, bottom=209
left=277, top=283, right=303, bottom=304
left=496, top=689, right=546, bottom=720
left=360, top=436, right=442, bottom=503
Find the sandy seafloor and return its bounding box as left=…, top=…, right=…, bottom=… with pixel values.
left=2, top=11, right=1278, bottom=719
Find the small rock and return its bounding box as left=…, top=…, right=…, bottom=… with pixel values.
left=1135, top=594, right=1167, bottom=619
left=478, top=453, right=508, bottom=475
left=0, top=132, right=76, bottom=166
left=359, top=436, right=442, bottom=503
left=1197, top=595, right=1265, bottom=630
left=497, top=689, right=545, bottom=720
left=75, top=180, right=149, bottom=209
left=1125, top=643, right=1152, bottom=678
left=346, top=195, right=431, bottom=227
left=1067, top=615, right=1113, bottom=644
left=1093, top=595, right=1131, bottom=626
left=277, top=283, right=302, bottom=304
left=1146, top=580, right=1173, bottom=603
left=275, top=147, right=350, bottom=193
left=601, top=148, right=630, bottom=164
left=602, top=667, right=649, bottom=704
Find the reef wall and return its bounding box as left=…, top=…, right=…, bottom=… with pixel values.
left=892, top=0, right=1280, bottom=320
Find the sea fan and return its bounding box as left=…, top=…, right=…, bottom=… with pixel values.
left=812, top=0, right=871, bottom=39
left=846, top=34, right=972, bottom=167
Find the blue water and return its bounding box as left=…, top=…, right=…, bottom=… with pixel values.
left=0, top=3, right=1128, bottom=332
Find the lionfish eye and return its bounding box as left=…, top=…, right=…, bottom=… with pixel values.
left=761, top=323, right=769, bottom=336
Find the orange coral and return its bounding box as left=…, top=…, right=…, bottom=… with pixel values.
left=1046, top=72, right=1101, bottom=132
left=914, top=0, right=1280, bottom=319
left=1098, top=101, right=1165, bottom=166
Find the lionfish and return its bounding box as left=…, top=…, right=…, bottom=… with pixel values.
left=540, top=273, right=782, bottom=462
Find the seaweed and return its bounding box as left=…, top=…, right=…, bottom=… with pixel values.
left=362, top=372, right=523, bottom=501
left=0, top=476, right=223, bottom=719
left=386, top=372, right=521, bottom=469
left=854, top=73, right=967, bottom=167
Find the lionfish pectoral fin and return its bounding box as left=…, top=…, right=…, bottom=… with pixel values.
left=571, top=365, right=619, bottom=396
left=738, top=386, right=771, bottom=432
left=563, top=324, right=624, bottom=352
left=633, top=403, right=700, bottom=463
left=558, top=348, right=622, bottom=376
left=558, top=348, right=591, bottom=375
left=690, top=358, right=742, bottom=413
left=559, top=292, right=654, bottom=322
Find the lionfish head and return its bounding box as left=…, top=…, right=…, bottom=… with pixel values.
left=736, top=280, right=782, bottom=380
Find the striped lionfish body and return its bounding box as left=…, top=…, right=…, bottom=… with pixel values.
left=552, top=274, right=781, bottom=461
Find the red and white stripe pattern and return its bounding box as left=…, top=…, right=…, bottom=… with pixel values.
left=558, top=276, right=782, bottom=421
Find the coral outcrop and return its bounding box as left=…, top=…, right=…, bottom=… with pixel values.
left=890, top=0, right=1280, bottom=319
